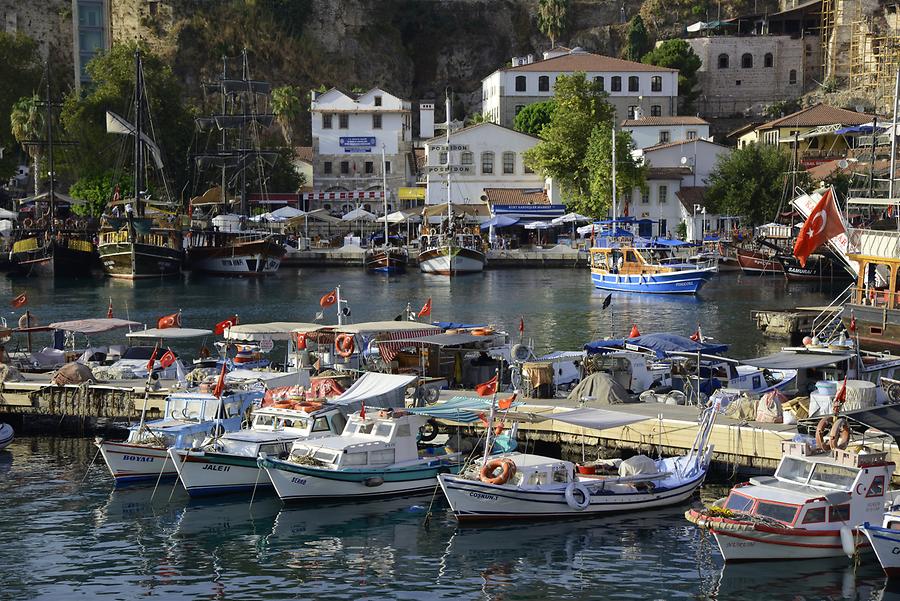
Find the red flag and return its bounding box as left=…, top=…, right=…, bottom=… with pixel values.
left=320, top=289, right=337, bottom=308
left=498, top=392, right=517, bottom=410
left=359, top=404, right=366, bottom=419
left=475, top=374, right=498, bottom=397
left=112, top=185, right=120, bottom=203
left=157, top=311, right=181, bottom=329
left=629, top=324, right=640, bottom=338
left=590, top=225, right=595, bottom=247
left=690, top=324, right=702, bottom=342
left=10, top=293, right=26, bottom=309
left=849, top=312, right=857, bottom=333
left=418, top=298, right=432, bottom=318
left=106, top=298, right=114, bottom=319
left=832, top=376, right=848, bottom=413
left=214, top=315, right=239, bottom=336
left=793, top=188, right=846, bottom=267
left=146, top=343, right=159, bottom=372
left=518, top=316, right=525, bottom=334
left=159, top=348, right=177, bottom=369
left=212, top=360, right=227, bottom=398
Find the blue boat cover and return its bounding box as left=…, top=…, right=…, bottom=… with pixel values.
left=431, top=321, right=486, bottom=329
left=584, top=333, right=728, bottom=357
left=654, top=238, right=690, bottom=247
left=407, top=395, right=522, bottom=423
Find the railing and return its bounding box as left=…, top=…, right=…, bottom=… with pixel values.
left=850, top=285, right=900, bottom=311
left=811, top=283, right=854, bottom=341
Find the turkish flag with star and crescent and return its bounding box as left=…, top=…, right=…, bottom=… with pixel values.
left=793, top=188, right=846, bottom=268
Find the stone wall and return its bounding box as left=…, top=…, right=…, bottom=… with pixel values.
left=0, top=0, right=73, bottom=84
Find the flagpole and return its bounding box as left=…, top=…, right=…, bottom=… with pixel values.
left=482, top=367, right=500, bottom=459
left=336, top=285, right=343, bottom=326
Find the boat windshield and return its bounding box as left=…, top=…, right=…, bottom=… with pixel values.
left=776, top=457, right=813, bottom=484
left=724, top=492, right=753, bottom=513
left=754, top=501, right=799, bottom=524
left=808, top=463, right=858, bottom=490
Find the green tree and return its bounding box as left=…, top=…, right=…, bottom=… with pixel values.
left=466, top=112, right=491, bottom=126
left=523, top=73, right=615, bottom=210
left=625, top=15, right=651, bottom=62
left=68, top=171, right=134, bottom=217
left=705, top=143, right=792, bottom=226
left=10, top=94, right=43, bottom=195
left=582, top=125, right=647, bottom=217
left=513, top=100, right=556, bottom=136
left=641, top=40, right=701, bottom=114
left=537, top=0, right=569, bottom=48
left=0, top=33, right=42, bottom=181
left=271, top=85, right=303, bottom=146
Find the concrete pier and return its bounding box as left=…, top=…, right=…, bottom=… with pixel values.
left=281, top=245, right=586, bottom=268
left=751, top=306, right=836, bottom=341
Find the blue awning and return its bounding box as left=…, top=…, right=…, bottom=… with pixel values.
left=493, top=204, right=566, bottom=220
left=431, top=321, right=486, bottom=329
left=654, top=238, right=690, bottom=247
left=834, top=124, right=881, bottom=135
left=585, top=333, right=728, bottom=357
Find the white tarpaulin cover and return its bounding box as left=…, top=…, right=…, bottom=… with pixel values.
left=331, top=372, right=417, bottom=410
left=127, top=327, right=213, bottom=340
left=548, top=407, right=647, bottom=430
left=49, top=318, right=141, bottom=334
left=342, top=208, right=377, bottom=222
left=225, top=322, right=319, bottom=341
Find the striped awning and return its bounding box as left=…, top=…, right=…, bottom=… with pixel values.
left=375, top=328, right=440, bottom=361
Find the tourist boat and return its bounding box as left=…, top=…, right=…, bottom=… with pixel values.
left=437, top=404, right=717, bottom=521
left=589, top=245, right=717, bottom=294
left=775, top=253, right=849, bottom=282
left=258, top=409, right=462, bottom=501
left=685, top=437, right=895, bottom=561
left=861, top=512, right=900, bottom=576
left=0, top=423, right=13, bottom=450
left=170, top=403, right=346, bottom=497
left=365, top=147, right=408, bottom=273
left=736, top=247, right=783, bottom=274
left=97, top=50, right=183, bottom=279
left=840, top=236, right=900, bottom=353
left=96, top=390, right=259, bottom=484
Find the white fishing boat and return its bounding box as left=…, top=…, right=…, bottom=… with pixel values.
left=0, top=423, right=13, bottom=450
left=438, top=404, right=717, bottom=521
left=96, top=390, right=259, bottom=484
left=686, top=429, right=895, bottom=561
left=258, top=409, right=462, bottom=502
left=861, top=511, right=900, bottom=577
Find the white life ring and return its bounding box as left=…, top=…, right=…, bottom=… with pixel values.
left=510, top=343, right=531, bottom=363
left=564, top=481, right=591, bottom=511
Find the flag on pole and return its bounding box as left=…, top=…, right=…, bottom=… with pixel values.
left=690, top=324, right=702, bottom=342
left=359, top=404, right=366, bottom=420
left=10, top=293, right=26, bottom=309
left=518, top=316, right=524, bottom=335
left=146, top=343, right=159, bottom=372
left=475, top=374, right=498, bottom=397
left=157, top=311, right=182, bottom=329
left=212, top=360, right=227, bottom=398
left=418, top=298, right=432, bottom=318
left=793, top=188, right=846, bottom=267
left=498, top=392, right=517, bottom=410
left=214, top=315, right=239, bottom=336
left=320, top=289, right=337, bottom=308
left=601, top=294, right=612, bottom=310
left=106, top=298, right=114, bottom=319
left=629, top=324, right=640, bottom=338
left=849, top=311, right=857, bottom=333
left=159, top=348, right=177, bottom=369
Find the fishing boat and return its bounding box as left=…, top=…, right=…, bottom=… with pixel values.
left=589, top=245, right=717, bottom=294
left=685, top=432, right=895, bottom=561
left=365, top=146, right=408, bottom=273
left=840, top=234, right=900, bottom=353
left=0, top=423, right=13, bottom=450
left=861, top=512, right=900, bottom=576
left=96, top=390, right=259, bottom=484
left=438, top=404, right=716, bottom=521
left=258, top=409, right=462, bottom=502
left=736, top=247, right=784, bottom=274
left=186, top=51, right=285, bottom=276
left=97, top=50, right=183, bottom=279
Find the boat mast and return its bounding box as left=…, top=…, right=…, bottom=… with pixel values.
left=890, top=68, right=900, bottom=228
left=220, top=55, right=227, bottom=211
left=239, top=49, right=249, bottom=218
left=611, top=123, right=617, bottom=229
left=445, top=92, right=452, bottom=232
left=134, top=50, right=144, bottom=218
left=45, top=61, right=56, bottom=231
left=381, top=144, right=389, bottom=248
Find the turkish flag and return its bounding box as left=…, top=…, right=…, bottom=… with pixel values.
left=475, top=374, right=498, bottom=397
left=10, top=293, right=26, bottom=309
left=498, top=392, right=517, bottom=410
left=418, top=298, right=432, bottom=318
left=320, top=289, right=337, bottom=308
left=214, top=315, right=239, bottom=335
left=793, top=188, right=846, bottom=267
left=146, top=343, right=159, bottom=372
left=159, top=349, right=177, bottom=369
left=157, top=311, right=182, bottom=329
left=518, top=316, right=524, bottom=334
left=106, top=298, right=113, bottom=319
left=212, top=360, right=227, bottom=398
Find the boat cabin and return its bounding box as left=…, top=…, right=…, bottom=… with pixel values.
left=590, top=246, right=689, bottom=275
left=721, top=442, right=894, bottom=530
left=209, top=405, right=346, bottom=457
left=585, top=350, right=672, bottom=392
left=499, top=454, right=574, bottom=488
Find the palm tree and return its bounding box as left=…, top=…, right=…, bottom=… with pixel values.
left=537, top=0, right=569, bottom=48
left=10, top=94, right=43, bottom=195
left=271, top=85, right=302, bottom=146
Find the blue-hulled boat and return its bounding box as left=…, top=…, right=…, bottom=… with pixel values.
left=589, top=245, right=717, bottom=294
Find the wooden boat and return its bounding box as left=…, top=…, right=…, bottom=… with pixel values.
left=840, top=242, right=900, bottom=352
left=589, top=245, right=717, bottom=294
left=736, top=247, right=783, bottom=274
left=185, top=230, right=285, bottom=275
left=366, top=244, right=408, bottom=273
left=418, top=230, right=485, bottom=275
left=0, top=423, right=13, bottom=450
left=775, top=253, right=850, bottom=282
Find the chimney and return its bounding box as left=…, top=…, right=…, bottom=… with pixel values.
left=419, top=102, right=435, bottom=139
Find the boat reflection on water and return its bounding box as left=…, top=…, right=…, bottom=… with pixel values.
left=713, top=558, right=884, bottom=601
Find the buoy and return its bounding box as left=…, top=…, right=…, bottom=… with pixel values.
left=840, top=526, right=856, bottom=558
left=802, top=336, right=813, bottom=346
left=629, top=324, right=640, bottom=338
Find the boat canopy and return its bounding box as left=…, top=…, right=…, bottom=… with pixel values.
left=330, top=372, right=417, bottom=411
left=654, top=238, right=691, bottom=247
left=407, top=395, right=522, bottom=423
left=547, top=407, right=647, bottom=430
left=741, top=351, right=852, bottom=370
left=48, top=318, right=141, bottom=334
left=127, top=327, right=213, bottom=340
left=432, top=321, right=487, bottom=329
left=330, top=321, right=441, bottom=335
left=584, top=333, right=728, bottom=357
left=225, top=322, right=319, bottom=342
left=843, top=404, right=900, bottom=445
left=385, top=332, right=486, bottom=348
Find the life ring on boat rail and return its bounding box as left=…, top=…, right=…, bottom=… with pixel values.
left=510, top=343, right=532, bottom=363
left=565, top=481, right=591, bottom=511
left=335, top=333, right=355, bottom=358
left=479, top=458, right=516, bottom=485
left=816, top=416, right=851, bottom=451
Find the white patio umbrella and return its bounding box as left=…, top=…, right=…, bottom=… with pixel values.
left=525, top=220, right=552, bottom=245
left=341, top=207, right=377, bottom=221
left=551, top=212, right=591, bottom=242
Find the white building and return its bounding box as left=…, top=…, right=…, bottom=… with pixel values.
left=423, top=122, right=558, bottom=205
left=481, top=48, right=679, bottom=128
left=627, top=167, right=691, bottom=238
left=309, top=87, right=414, bottom=213
left=621, top=115, right=711, bottom=150
left=639, top=139, right=732, bottom=187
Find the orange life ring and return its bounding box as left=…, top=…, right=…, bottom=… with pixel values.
left=291, top=400, right=322, bottom=413
left=471, top=327, right=494, bottom=336
left=479, top=458, right=516, bottom=485
left=335, top=333, right=355, bottom=358
left=296, top=332, right=307, bottom=350
left=816, top=416, right=851, bottom=451
left=272, top=401, right=293, bottom=409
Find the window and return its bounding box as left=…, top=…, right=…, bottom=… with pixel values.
left=755, top=502, right=799, bottom=525
left=339, top=114, right=349, bottom=129
left=374, top=95, right=382, bottom=107
left=650, top=105, right=661, bottom=117
left=369, top=449, right=396, bottom=465
left=659, top=130, right=670, bottom=144
left=718, top=54, right=729, bottom=69
left=810, top=464, right=857, bottom=489
left=594, top=75, right=604, bottom=91
left=868, top=476, right=886, bottom=497
left=627, top=106, right=638, bottom=119
left=322, top=114, right=333, bottom=129
left=741, top=53, right=753, bottom=68
left=439, top=151, right=448, bottom=165
left=515, top=75, right=526, bottom=92
left=735, top=80, right=742, bottom=86
left=481, top=151, right=494, bottom=174
left=829, top=504, right=851, bottom=522
left=641, top=190, right=650, bottom=204
left=385, top=161, right=391, bottom=173
left=344, top=452, right=368, bottom=466
left=374, top=422, right=393, bottom=438
left=658, top=185, right=668, bottom=203
left=312, top=417, right=330, bottom=432
left=687, top=130, right=697, bottom=140
left=365, top=161, right=374, bottom=174
left=764, top=52, right=774, bottom=68
left=502, top=151, right=515, bottom=174
left=611, top=76, right=622, bottom=92
left=340, top=161, right=349, bottom=175
left=461, top=151, right=474, bottom=166
left=789, top=69, right=798, bottom=85
left=323, top=161, right=332, bottom=175
left=538, top=75, right=549, bottom=92
left=801, top=507, right=827, bottom=524
left=724, top=493, right=753, bottom=512
left=372, top=114, right=382, bottom=129
left=651, top=76, right=662, bottom=92
left=628, top=76, right=639, bottom=92
left=524, top=162, right=534, bottom=174
left=515, top=105, right=525, bottom=115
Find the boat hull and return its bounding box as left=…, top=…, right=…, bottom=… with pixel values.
left=737, top=249, right=783, bottom=274
left=365, top=248, right=408, bottom=273
left=439, top=471, right=705, bottom=521
left=776, top=255, right=849, bottom=282
left=98, top=241, right=183, bottom=279
left=0, top=423, right=13, bottom=450
left=97, top=441, right=175, bottom=484
left=841, top=303, right=900, bottom=352
left=861, top=523, right=900, bottom=576
left=9, top=237, right=96, bottom=278
left=186, top=237, right=285, bottom=275
left=590, top=268, right=715, bottom=294
left=418, top=246, right=485, bottom=275
left=170, top=449, right=269, bottom=497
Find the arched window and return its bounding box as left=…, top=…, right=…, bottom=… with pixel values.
left=594, top=75, right=604, bottom=91
left=764, top=53, right=774, bottom=68
left=611, top=76, right=622, bottom=91
left=741, top=53, right=753, bottom=68
left=461, top=151, right=473, bottom=166
left=502, top=151, right=515, bottom=174
left=651, top=76, right=662, bottom=92
left=789, top=69, right=798, bottom=85
left=515, top=75, right=526, bottom=92
left=628, top=76, right=639, bottom=92
left=718, top=54, right=729, bottom=69
left=538, top=75, right=549, bottom=92
left=481, top=151, right=494, bottom=175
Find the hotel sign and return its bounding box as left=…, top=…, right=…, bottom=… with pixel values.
left=430, top=144, right=469, bottom=152
left=427, top=165, right=472, bottom=174
left=339, top=136, right=376, bottom=153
